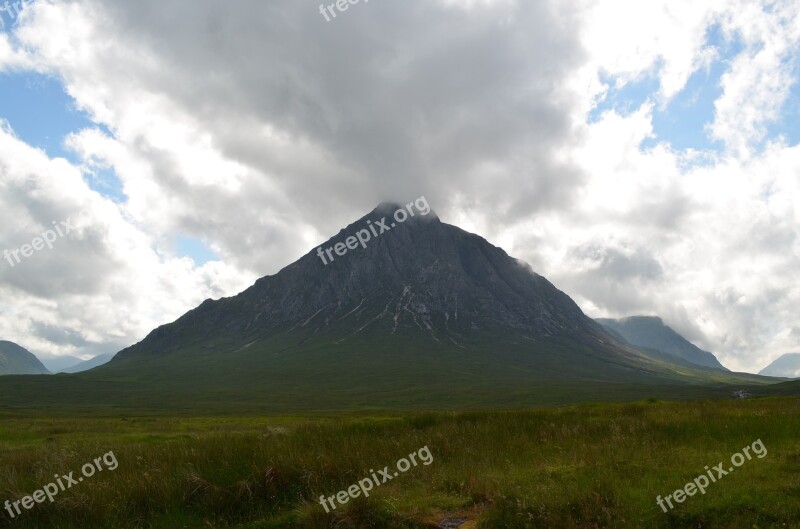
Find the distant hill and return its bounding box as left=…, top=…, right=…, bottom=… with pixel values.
left=39, top=355, right=84, bottom=373
left=62, top=353, right=115, bottom=373
left=0, top=341, right=50, bottom=375
left=759, top=353, right=800, bottom=378
left=595, top=316, right=727, bottom=370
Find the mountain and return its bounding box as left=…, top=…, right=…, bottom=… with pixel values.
left=99, top=204, right=758, bottom=392
left=0, top=341, right=50, bottom=375
left=595, top=316, right=727, bottom=370
left=39, top=355, right=84, bottom=373
left=113, top=203, right=624, bottom=362
left=0, top=204, right=776, bottom=411
left=759, top=353, right=800, bottom=378
left=61, top=353, right=116, bottom=373
left=39, top=354, right=115, bottom=373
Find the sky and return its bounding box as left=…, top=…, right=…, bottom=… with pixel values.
left=0, top=0, right=798, bottom=372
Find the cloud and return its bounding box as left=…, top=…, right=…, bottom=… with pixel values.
left=0, top=0, right=797, bottom=373
left=0, top=124, right=255, bottom=358
left=709, top=0, right=800, bottom=157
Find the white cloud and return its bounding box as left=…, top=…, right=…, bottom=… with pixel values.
left=0, top=125, right=255, bottom=358
left=578, top=0, right=724, bottom=104
left=709, top=0, right=800, bottom=157
left=0, top=0, right=797, bottom=374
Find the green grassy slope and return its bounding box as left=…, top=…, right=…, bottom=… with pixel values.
left=0, top=329, right=786, bottom=413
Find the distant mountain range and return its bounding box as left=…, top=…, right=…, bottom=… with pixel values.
left=39, top=354, right=84, bottom=373
left=1, top=342, right=115, bottom=376
left=760, top=353, right=800, bottom=378
left=60, top=353, right=115, bottom=373
left=59, top=354, right=114, bottom=373
left=596, top=316, right=728, bottom=370
left=0, top=204, right=780, bottom=410
left=0, top=341, right=50, bottom=375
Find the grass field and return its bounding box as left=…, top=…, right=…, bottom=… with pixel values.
left=1, top=397, right=799, bottom=528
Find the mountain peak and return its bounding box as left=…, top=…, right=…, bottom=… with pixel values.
left=369, top=199, right=440, bottom=222
left=373, top=200, right=407, bottom=212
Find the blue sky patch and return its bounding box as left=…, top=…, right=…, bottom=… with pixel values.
left=589, top=69, right=660, bottom=124
left=587, top=22, right=790, bottom=155
left=643, top=58, right=726, bottom=152
left=175, top=236, right=219, bottom=266
left=83, top=165, right=127, bottom=204
left=0, top=70, right=219, bottom=266
left=766, top=60, right=800, bottom=146
left=0, top=71, right=126, bottom=201
left=0, top=71, right=95, bottom=158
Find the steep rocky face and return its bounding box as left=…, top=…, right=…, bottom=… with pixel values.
left=596, top=316, right=727, bottom=370
left=0, top=341, right=50, bottom=375
left=116, top=203, right=616, bottom=359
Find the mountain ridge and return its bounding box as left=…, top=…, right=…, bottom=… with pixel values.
left=62, top=353, right=116, bottom=373
left=760, top=353, right=800, bottom=378
left=596, top=316, right=727, bottom=370
left=39, top=354, right=84, bottom=373
left=0, top=341, right=50, bottom=376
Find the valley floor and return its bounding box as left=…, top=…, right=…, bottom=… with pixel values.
left=0, top=398, right=799, bottom=528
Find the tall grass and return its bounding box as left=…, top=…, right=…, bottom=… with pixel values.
left=0, top=398, right=798, bottom=528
